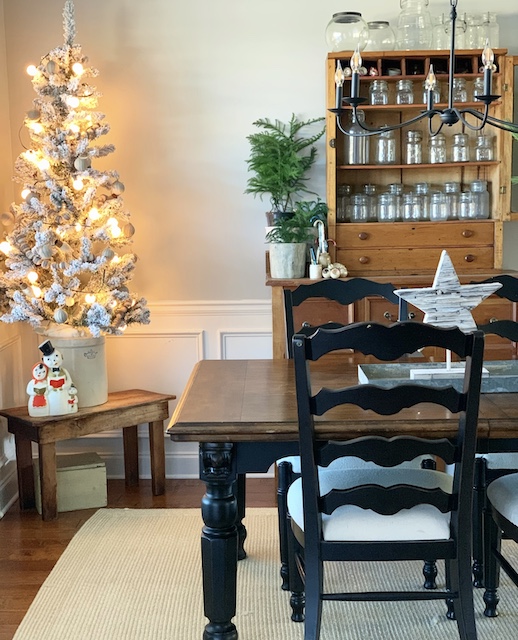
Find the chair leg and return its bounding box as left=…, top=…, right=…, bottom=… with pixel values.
left=445, top=559, right=456, bottom=620
left=421, top=458, right=438, bottom=590
left=472, top=457, right=486, bottom=587
left=277, top=461, right=295, bottom=590
left=450, top=554, right=478, bottom=640
left=483, top=506, right=502, bottom=617
left=287, top=523, right=305, bottom=622
left=303, top=545, right=323, bottom=640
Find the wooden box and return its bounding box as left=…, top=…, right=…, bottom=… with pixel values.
left=34, top=452, right=107, bottom=514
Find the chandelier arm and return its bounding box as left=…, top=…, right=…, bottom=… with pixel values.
left=475, top=113, right=518, bottom=134
left=456, top=106, right=490, bottom=131
left=339, top=108, right=440, bottom=136
left=428, top=117, right=445, bottom=137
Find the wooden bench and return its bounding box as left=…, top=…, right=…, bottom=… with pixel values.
left=0, top=389, right=174, bottom=520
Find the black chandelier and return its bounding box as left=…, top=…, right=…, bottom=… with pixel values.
left=331, top=0, right=518, bottom=137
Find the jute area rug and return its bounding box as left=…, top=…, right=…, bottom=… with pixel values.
left=13, top=507, right=518, bottom=639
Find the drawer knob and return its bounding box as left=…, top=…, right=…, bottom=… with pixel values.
left=383, top=311, right=394, bottom=321
left=358, top=232, right=369, bottom=240
left=464, top=254, right=475, bottom=262
left=489, top=317, right=498, bottom=324
left=359, top=256, right=370, bottom=264
left=462, top=229, right=473, bottom=238
left=408, top=312, right=416, bottom=320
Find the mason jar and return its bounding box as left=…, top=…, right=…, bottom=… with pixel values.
left=451, top=133, right=470, bottom=162
left=415, top=182, right=430, bottom=219
left=388, top=183, right=404, bottom=220
left=396, top=79, right=414, bottom=104
left=402, top=192, right=422, bottom=221
left=452, top=78, right=467, bottom=103
left=374, top=129, right=397, bottom=164
left=363, top=184, right=378, bottom=221
left=343, top=110, right=369, bottom=165
left=405, top=130, right=422, bottom=164
left=458, top=192, right=473, bottom=219
left=444, top=182, right=460, bottom=219
left=336, top=184, right=352, bottom=222
left=475, top=134, right=494, bottom=161
left=472, top=77, right=485, bottom=100
left=470, top=179, right=490, bottom=219
left=350, top=193, right=369, bottom=221
left=429, top=191, right=448, bottom=221
left=429, top=133, right=447, bottom=164
left=370, top=79, right=389, bottom=105
left=377, top=193, right=398, bottom=222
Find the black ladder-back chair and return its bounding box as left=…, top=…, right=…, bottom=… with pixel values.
left=468, top=274, right=518, bottom=613
left=277, top=277, right=410, bottom=590
left=484, top=472, right=518, bottom=619
left=287, top=321, right=484, bottom=640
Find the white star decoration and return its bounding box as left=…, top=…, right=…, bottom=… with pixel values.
left=395, top=250, right=502, bottom=333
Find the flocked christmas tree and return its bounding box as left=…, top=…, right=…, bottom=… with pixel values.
left=0, top=0, right=149, bottom=337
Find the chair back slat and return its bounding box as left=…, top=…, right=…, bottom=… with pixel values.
left=317, top=436, right=456, bottom=468
left=284, top=278, right=408, bottom=358
left=321, top=485, right=453, bottom=516
left=313, top=384, right=464, bottom=417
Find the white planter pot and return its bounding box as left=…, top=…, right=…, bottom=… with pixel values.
left=269, top=243, right=307, bottom=279
left=43, top=335, right=108, bottom=408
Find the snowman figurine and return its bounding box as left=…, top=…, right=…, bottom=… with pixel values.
left=26, top=362, right=50, bottom=417
left=38, top=340, right=77, bottom=416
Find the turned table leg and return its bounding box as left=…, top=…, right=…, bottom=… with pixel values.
left=200, top=443, right=238, bottom=640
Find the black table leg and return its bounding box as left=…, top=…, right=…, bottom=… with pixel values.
left=235, top=473, right=247, bottom=560
left=200, top=443, right=239, bottom=640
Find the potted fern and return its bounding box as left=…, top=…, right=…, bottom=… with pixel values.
left=245, top=114, right=325, bottom=225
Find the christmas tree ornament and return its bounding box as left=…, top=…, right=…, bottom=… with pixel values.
left=54, top=308, right=68, bottom=323
left=111, top=180, right=125, bottom=195
left=123, top=222, right=135, bottom=238
left=46, top=60, right=57, bottom=74
left=0, top=211, right=15, bottom=225
left=73, top=154, right=91, bottom=171
left=26, top=109, right=40, bottom=120
left=39, top=244, right=54, bottom=258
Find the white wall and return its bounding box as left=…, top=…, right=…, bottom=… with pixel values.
left=1, top=0, right=518, bottom=512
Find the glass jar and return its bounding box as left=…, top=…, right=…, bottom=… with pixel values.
left=475, top=134, right=494, bottom=161
left=325, top=12, right=369, bottom=52
left=422, top=80, right=440, bottom=105
left=445, top=14, right=466, bottom=49
left=388, top=183, right=403, bottom=220
left=374, top=129, right=396, bottom=164
left=396, top=79, right=414, bottom=104
left=432, top=14, right=449, bottom=49
left=429, top=133, right=446, bottom=164
left=405, top=130, right=422, bottom=164
left=482, top=12, right=499, bottom=48
left=363, top=184, right=378, bottom=221
left=465, top=13, right=483, bottom=49
left=402, top=192, right=422, bottom=221
left=343, top=110, right=369, bottom=165
left=429, top=191, right=448, bottom=221
left=365, top=21, right=396, bottom=51
left=451, top=133, right=470, bottom=162
left=370, top=80, right=389, bottom=105
left=336, top=184, right=352, bottom=222
left=458, top=191, right=472, bottom=219
left=415, top=182, right=430, bottom=219
left=377, top=193, right=397, bottom=222
left=350, top=193, right=369, bottom=221
left=396, top=0, right=433, bottom=50
left=472, top=77, right=485, bottom=100
left=444, top=181, right=460, bottom=220
left=452, top=78, right=467, bottom=103
left=470, top=179, right=490, bottom=219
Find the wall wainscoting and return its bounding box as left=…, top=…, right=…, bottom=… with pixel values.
left=0, top=299, right=273, bottom=517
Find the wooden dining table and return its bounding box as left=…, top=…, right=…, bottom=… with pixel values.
left=167, top=357, right=518, bottom=640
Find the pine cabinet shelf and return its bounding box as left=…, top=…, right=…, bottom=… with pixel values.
left=337, top=161, right=499, bottom=171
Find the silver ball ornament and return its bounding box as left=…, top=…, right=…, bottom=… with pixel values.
left=74, top=155, right=91, bottom=171
left=111, top=181, right=125, bottom=195
left=39, top=244, right=53, bottom=259
left=123, top=223, right=135, bottom=238
left=54, top=308, right=68, bottom=324
left=26, top=109, right=41, bottom=121
left=46, top=60, right=57, bottom=74
left=0, top=211, right=15, bottom=225
left=102, top=247, right=115, bottom=260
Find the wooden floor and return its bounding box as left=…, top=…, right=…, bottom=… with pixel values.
left=0, top=477, right=276, bottom=640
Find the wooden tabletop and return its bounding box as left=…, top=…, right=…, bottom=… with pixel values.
left=167, top=359, right=518, bottom=444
